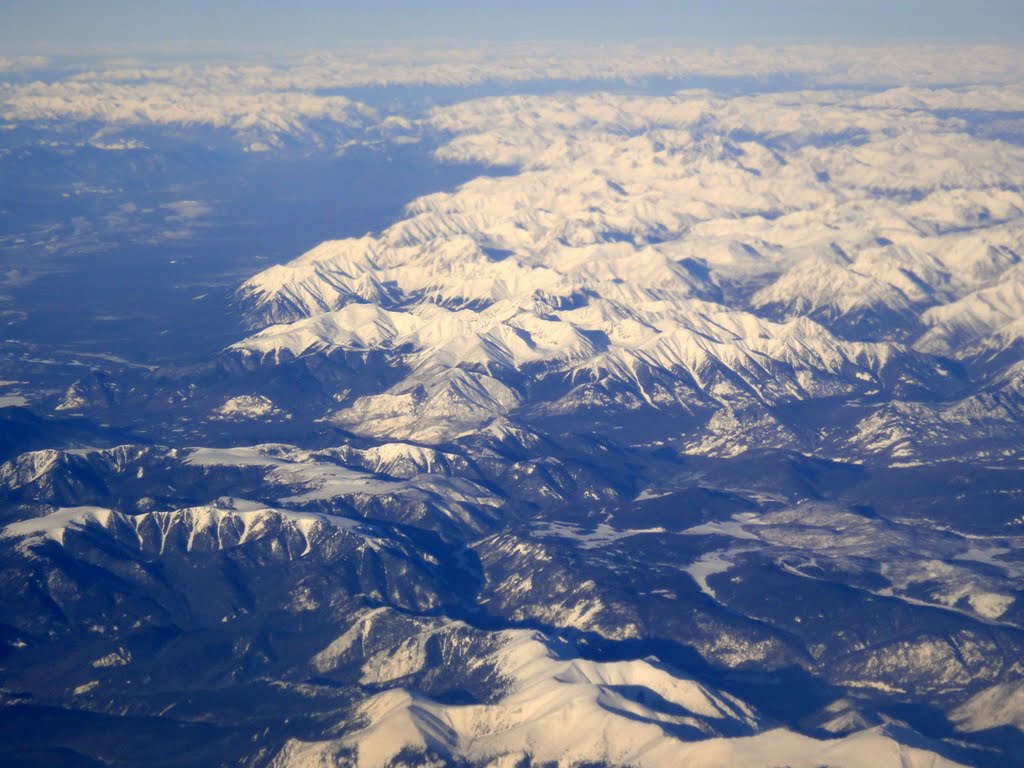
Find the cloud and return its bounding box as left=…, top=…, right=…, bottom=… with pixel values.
left=0, top=56, right=48, bottom=72
left=0, top=77, right=378, bottom=150
left=75, top=43, right=1024, bottom=89
left=161, top=200, right=213, bottom=220
left=2, top=44, right=1024, bottom=152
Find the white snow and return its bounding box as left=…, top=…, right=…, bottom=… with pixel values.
left=532, top=521, right=667, bottom=549
left=2, top=506, right=113, bottom=546
left=211, top=395, right=290, bottom=421
left=277, top=627, right=965, bottom=768
left=951, top=681, right=1024, bottom=733
left=1, top=503, right=377, bottom=557
left=227, top=84, right=1024, bottom=450
left=683, top=550, right=752, bottom=601
left=676, top=505, right=1024, bottom=626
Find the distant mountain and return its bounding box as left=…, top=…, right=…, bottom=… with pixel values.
left=232, top=89, right=1022, bottom=465
left=2, top=66, right=1024, bottom=768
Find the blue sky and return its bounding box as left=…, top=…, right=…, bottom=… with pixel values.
left=2, top=1, right=1023, bottom=55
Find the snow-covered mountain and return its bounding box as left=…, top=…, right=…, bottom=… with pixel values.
left=277, top=610, right=963, bottom=768
left=231, top=88, right=1023, bottom=462
left=3, top=49, right=1024, bottom=768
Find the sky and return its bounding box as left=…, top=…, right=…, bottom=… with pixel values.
left=2, top=0, right=1024, bottom=56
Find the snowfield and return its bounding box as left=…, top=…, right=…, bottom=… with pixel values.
left=231, top=85, right=1024, bottom=461
left=2, top=42, right=1023, bottom=768
left=278, top=623, right=964, bottom=768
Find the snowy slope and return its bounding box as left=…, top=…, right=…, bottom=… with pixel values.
left=232, top=88, right=1023, bottom=456
left=1, top=501, right=383, bottom=557
left=274, top=621, right=963, bottom=768
left=5, top=50, right=1024, bottom=768
left=0, top=443, right=505, bottom=539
